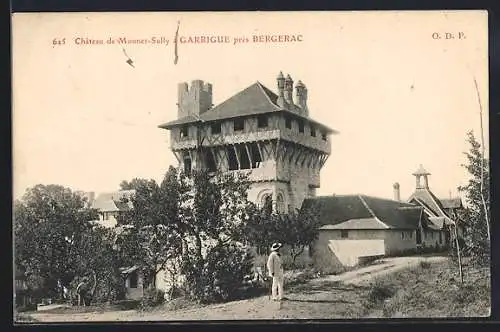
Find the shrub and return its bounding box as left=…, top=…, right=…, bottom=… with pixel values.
left=452, top=284, right=477, bottom=304
left=183, top=244, right=254, bottom=303
left=140, top=288, right=165, bottom=309
left=419, top=260, right=431, bottom=269
left=165, top=285, right=186, bottom=301
left=367, top=279, right=396, bottom=305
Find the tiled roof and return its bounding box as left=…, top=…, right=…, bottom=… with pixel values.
left=408, top=189, right=446, bottom=218
left=158, top=81, right=337, bottom=134
left=439, top=198, right=463, bottom=209
left=429, top=217, right=446, bottom=229
left=301, top=195, right=424, bottom=230
left=92, top=190, right=135, bottom=212
left=319, top=218, right=388, bottom=230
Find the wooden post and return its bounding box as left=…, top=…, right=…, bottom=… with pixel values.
left=453, top=223, right=464, bottom=283
left=233, top=144, right=241, bottom=169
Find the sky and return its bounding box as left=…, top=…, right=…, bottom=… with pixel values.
left=12, top=11, right=489, bottom=202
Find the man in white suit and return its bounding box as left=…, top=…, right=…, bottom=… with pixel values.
left=267, top=242, right=284, bottom=301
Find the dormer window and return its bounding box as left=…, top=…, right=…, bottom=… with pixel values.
left=211, top=122, right=222, bottom=135
left=298, top=120, right=304, bottom=133
left=257, top=115, right=268, bottom=128
left=180, top=126, right=189, bottom=138
left=234, top=118, right=244, bottom=131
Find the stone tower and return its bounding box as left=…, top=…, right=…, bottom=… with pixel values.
left=159, top=72, right=337, bottom=213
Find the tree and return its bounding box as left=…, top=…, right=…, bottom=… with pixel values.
left=116, top=167, right=184, bottom=289
left=457, top=131, right=490, bottom=265
left=178, top=169, right=255, bottom=302
left=119, top=178, right=149, bottom=191
left=243, top=205, right=321, bottom=268
left=278, top=208, right=320, bottom=267
left=13, top=184, right=100, bottom=300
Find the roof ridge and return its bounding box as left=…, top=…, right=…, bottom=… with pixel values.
left=255, top=81, right=282, bottom=111
left=424, top=189, right=457, bottom=225
left=357, top=195, right=390, bottom=229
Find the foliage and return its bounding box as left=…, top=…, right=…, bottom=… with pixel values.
left=14, top=185, right=99, bottom=300
left=116, top=167, right=183, bottom=288
left=116, top=168, right=257, bottom=303
left=367, top=279, right=396, bottom=306
left=140, top=288, right=165, bottom=309
left=278, top=208, right=320, bottom=266
left=13, top=184, right=125, bottom=305
left=243, top=204, right=321, bottom=268
left=456, top=131, right=490, bottom=265
left=178, top=169, right=256, bottom=303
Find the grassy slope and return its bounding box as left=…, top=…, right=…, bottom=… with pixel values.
left=364, top=259, right=491, bottom=318
left=16, top=258, right=491, bottom=321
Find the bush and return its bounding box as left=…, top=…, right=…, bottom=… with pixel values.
left=419, top=260, right=431, bottom=269
left=367, top=279, right=396, bottom=305
left=452, top=284, right=477, bottom=304
left=140, top=288, right=165, bottom=309
left=165, top=285, right=186, bottom=301
left=183, top=244, right=254, bottom=303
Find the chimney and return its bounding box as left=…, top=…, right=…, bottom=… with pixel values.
left=88, top=191, right=95, bottom=205
left=177, top=80, right=213, bottom=118
left=393, top=182, right=400, bottom=201
left=284, top=74, right=294, bottom=106
left=276, top=71, right=286, bottom=108
left=295, top=80, right=308, bottom=116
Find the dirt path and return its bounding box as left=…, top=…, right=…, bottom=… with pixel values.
left=23, top=255, right=447, bottom=322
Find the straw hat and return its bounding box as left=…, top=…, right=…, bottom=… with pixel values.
left=271, top=242, right=283, bottom=251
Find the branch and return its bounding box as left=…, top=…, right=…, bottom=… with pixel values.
left=472, top=76, right=490, bottom=243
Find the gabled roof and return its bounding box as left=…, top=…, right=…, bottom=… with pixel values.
left=301, top=194, right=424, bottom=230
left=408, top=188, right=446, bottom=218
left=428, top=216, right=452, bottom=229
left=159, top=81, right=337, bottom=134
left=439, top=198, right=463, bottom=209
left=92, top=190, right=135, bottom=213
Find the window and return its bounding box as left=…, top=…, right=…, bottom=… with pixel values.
left=103, top=212, right=109, bottom=221
left=276, top=193, right=285, bottom=213
left=257, top=115, right=268, bottom=128
left=204, top=149, right=217, bottom=173
left=321, top=132, right=327, bottom=141
left=238, top=145, right=251, bottom=170
left=285, top=116, right=292, bottom=129
left=183, top=156, right=192, bottom=176
left=227, top=147, right=239, bottom=171
left=234, top=119, right=244, bottom=131
left=341, top=230, right=348, bottom=238
left=298, top=120, right=304, bottom=133
left=180, top=126, right=189, bottom=138
left=129, top=271, right=138, bottom=288
left=262, top=194, right=273, bottom=215
left=401, top=232, right=405, bottom=239
left=250, top=142, right=262, bottom=168
left=409, top=232, right=413, bottom=239
left=211, top=122, right=222, bottom=135
left=439, top=232, right=443, bottom=244
left=310, top=126, right=316, bottom=137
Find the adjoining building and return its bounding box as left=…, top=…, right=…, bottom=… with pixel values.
left=302, top=165, right=463, bottom=273
left=90, top=190, right=135, bottom=228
